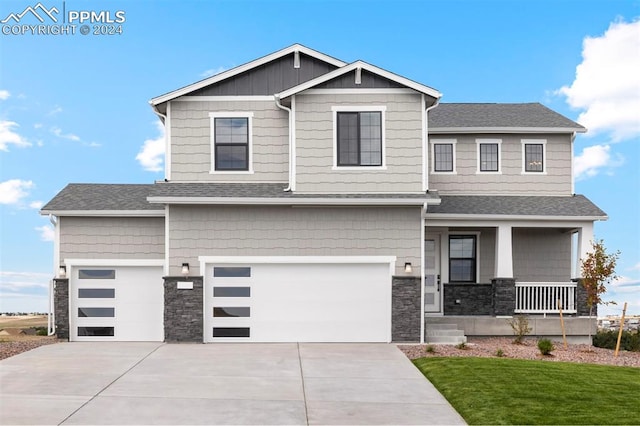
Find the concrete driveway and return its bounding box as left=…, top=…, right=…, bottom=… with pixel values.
left=0, top=342, right=465, bottom=425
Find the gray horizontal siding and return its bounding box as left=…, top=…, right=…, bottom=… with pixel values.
left=428, top=134, right=572, bottom=195
left=513, top=228, right=571, bottom=281
left=60, top=217, right=165, bottom=260
left=170, top=100, right=288, bottom=182
left=295, top=93, right=424, bottom=193
left=168, top=205, right=422, bottom=276
left=191, top=53, right=338, bottom=96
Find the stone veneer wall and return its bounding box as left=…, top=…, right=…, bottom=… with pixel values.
left=53, top=278, right=69, bottom=340
left=443, top=283, right=493, bottom=315
left=164, top=276, right=203, bottom=342
left=575, top=279, right=596, bottom=317
left=492, top=278, right=516, bottom=316
left=391, top=276, right=421, bottom=342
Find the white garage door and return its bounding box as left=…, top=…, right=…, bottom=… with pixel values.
left=69, top=265, right=164, bottom=341
left=203, top=258, right=394, bottom=343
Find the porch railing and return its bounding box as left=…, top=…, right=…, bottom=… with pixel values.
left=515, top=282, right=577, bottom=315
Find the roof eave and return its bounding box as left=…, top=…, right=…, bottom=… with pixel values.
left=40, top=210, right=165, bottom=217
left=429, top=127, right=587, bottom=134
left=424, top=213, right=608, bottom=221
left=150, top=44, right=347, bottom=106
left=147, top=196, right=441, bottom=206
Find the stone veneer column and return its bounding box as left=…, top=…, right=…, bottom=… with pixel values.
left=492, top=278, right=516, bottom=316
left=164, top=276, right=204, bottom=342
left=53, top=278, right=69, bottom=340
left=392, top=276, right=421, bottom=342
left=575, top=279, right=596, bottom=317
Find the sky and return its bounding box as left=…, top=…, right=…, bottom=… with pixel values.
left=0, top=0, right=638, bottom=316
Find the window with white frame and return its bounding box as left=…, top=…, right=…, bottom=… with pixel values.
left=522, top=139, right=546, bottom=173
left=477, top=139, right=501, bottom=173
left=332, top=106, right=386, bottom=168
left=431, top=139, right=456, bottom=173
left=209, top=112, right=253, bottom=173
left=449, top=235, right=477, bottom=282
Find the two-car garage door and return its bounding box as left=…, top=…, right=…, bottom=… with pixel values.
left=203, top=258, right=395, bottom=343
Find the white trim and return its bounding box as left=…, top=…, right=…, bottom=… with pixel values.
left=165, top=102, right=172, bottom=180
left=278, top=60, right=442, bottom=99
left=164, top=205, right=170, bottom=276
left=421, top=95, right=427, bottom=192
left=446, top=231, right=481, bottom=284
left=332, top=106, right=386, bottom=169
left=430, top=126, right=586, bottom=134
left=521, top=139, right=547, bottom=175
left=425, top=215, right=607, bottom=224
left=430, top=139, right=457, bottom=174
left=476, top=138, right=502, bottom=174
left=291, top=95, right=297, bottom=191
left=301, top=88, right=418, bottom=95
left=148, top=196, right=436, bottom=206
left=53, top=215, right=60, bottom=276
left=177, top=96, right=275, bottom=102
left=198, top=255, right=397, bottom=264
left=150, top=44, right=347, bottom=105
left=64, top=259, right=165, bottom=267
left=209, top=112, right=254, bottom=174
left=40, top=210, right=165, bottom=217
left=420, top=205, right=426, bottom=343
left=571, top=134, right=576, bottom=195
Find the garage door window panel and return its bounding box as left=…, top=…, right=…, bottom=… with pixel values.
left=78, top=288, right=115, bottom=298
left=78, top=326, right=114, bottom=337
left=213, top=286, right=251, bottom=297
left=213, top=327, right=250, bottom=338
left=214, top=267, right=251, bottom=278
left=78, top=269, right=116, bottom=279
left=78, top=307, right=115, bottom=317
left=213, top=307, right=250, bottom=317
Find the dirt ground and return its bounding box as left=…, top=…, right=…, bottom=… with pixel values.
left=0, top=315, right=49, bottom=329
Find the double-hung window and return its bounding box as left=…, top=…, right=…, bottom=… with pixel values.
left=449, top=235, right=476, bottom=282
left=477, top=139, right=501, bottom=173
left=431, top=139, right=456, bottom=173
left=333, top=107, right=385, bottom=168
left=522, top=139, right=546, bottom=173
left=209, top=112, right=253, bottom=172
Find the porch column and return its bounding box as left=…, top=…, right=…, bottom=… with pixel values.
left=575, top=223, right=594, bottom=279
left=494, top=225, right=513, bottom=278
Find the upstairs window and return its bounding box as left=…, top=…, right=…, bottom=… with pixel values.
left=333, top=107, right=386, bottom=168
left=209, top=112, right=253, bottom=173
left=522, top=139, right=546, bottom=173
left=477, top=139, right=501, bottom=173
left=431, top=140, right=456, bottom=173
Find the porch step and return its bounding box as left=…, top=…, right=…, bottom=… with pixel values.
left=425, top=323, right=467, bottom=345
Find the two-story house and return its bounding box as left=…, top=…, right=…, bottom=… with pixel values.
left=41, top=44, right=606, bottom=344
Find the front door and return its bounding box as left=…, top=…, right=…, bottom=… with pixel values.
left=424, top=234, right=441, bottom=313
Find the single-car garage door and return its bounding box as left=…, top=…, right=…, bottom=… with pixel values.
left=69, top=265, right=164, bottom=341
left=203, top=257, right=394, bottom=343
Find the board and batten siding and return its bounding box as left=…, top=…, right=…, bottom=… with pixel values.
left=295, top=93, right=424, bottom=193
left=429, top=134, right=572, bottom=195
left=512, top=228, right=571, bottom=282
left=168, top=205, right=421, bottom=276
left=170, top=100, right=289, bottom=182
left=59, top=217, right=165, bottom=260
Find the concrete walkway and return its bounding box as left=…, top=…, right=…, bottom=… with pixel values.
left=0, top=342, right=466, bottom=425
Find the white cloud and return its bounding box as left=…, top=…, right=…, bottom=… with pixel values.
left=573, top=144, right=624, bottom=180
left=0, top=90, right=10, bottom=100
left=0, top=120, right=32, bottom=151
left=558, top=19, right=640, bottom=141
left=630, top=262, right=640, bottom=271
left=200, top=66, right=228, bottom=78
left=0, top=179, right=34, bottom=205
left=35, top=225, right=54, bottom=242
left=33, top=123, right=42, bottom=129
left=136, top=121, right=165, bottom=172
left=29, top=200, right=43, bottom=209
left=47, top=105, right=63, bottom=116
left=0, top=271, right=50, bottom=291
left=50, top=126, right=80, bottom=142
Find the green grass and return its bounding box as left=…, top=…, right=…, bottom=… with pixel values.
left=413, top=357, right=640, bottom=425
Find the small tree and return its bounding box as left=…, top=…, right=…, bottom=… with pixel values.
left=580, top=239, right=620, bottom=341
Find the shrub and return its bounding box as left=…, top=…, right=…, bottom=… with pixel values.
left=425, top=344, right=436, bottom=354
left=495, top=348, right=505, bottom=357
left=456, top=342, right=468, bottom=350
left=538, top=339, right=555, bottom=356
left=508, top=315, right=532, bottom=344
left=592, top=329, right=640, bottom=352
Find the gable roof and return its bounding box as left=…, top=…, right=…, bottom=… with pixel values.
left=150, top=44, right=346, bottom=107
left=40, top=184, right=162, bottom=216
left=429, top=103, right=586, bottom=133
left=426, top=195, right=606, bottom=220
left=276, top=60, right=442, bottom=100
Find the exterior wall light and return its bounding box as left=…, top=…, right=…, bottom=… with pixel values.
left=181, top=263, right=190, bottom=276
left=58, top=265, right=67, bottom=278
left=404, top=262, right=413, bottom=274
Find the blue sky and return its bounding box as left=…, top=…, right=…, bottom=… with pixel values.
left=1, top=0, right=638, bottom=316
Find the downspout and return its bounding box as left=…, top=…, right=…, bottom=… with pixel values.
left=274, top=95, right=293, bottom=192
left=48, top=214, right=57, bottom=336
left=423, top=97, right=441, bottom=192
left=420, top=202, right=428, bottom=344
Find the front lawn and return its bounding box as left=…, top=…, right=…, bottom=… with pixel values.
left=413, top=357, right=640, bottom=425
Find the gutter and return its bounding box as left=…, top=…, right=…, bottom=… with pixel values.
left=274, top=95, right=293, bottom=192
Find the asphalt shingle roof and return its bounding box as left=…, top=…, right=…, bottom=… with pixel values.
left=427, top=195, right=606, bottom=218
left=429, top=103, right=585, bottom=130
left=41, top=184, right=157, bottom=211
